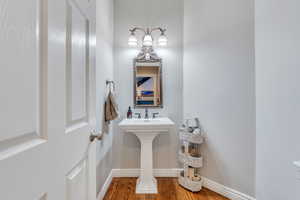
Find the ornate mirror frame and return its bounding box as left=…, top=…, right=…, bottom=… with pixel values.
left=133, top=46, right=163, bottom=108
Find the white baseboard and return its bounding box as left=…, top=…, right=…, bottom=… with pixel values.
left=97, top=168, right=256, bottom=200
left=97, top=170, right=113, bottom=200
left=202, top=177, right=255, bottom=200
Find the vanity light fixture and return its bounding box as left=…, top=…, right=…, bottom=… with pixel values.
left=128, top=27, right=168, bottom=47
left=128, top=27, right=167, bottom=61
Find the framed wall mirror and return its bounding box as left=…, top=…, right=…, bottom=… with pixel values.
left=134, top=59, right=163, bottom=108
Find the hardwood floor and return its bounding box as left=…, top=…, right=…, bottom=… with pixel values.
left=103, top=178, right=229, bottom=200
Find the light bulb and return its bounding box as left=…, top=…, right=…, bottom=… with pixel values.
left=158, top=34, right=168, bottom=46
left=128, top=33, right=138, bottom=46
left=143, top=34, right=153, bottom=46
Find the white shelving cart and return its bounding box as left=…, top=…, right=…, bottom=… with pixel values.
left=178, top=119, right=204, bottom=192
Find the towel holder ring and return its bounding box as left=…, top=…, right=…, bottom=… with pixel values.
left=106, top=80, right=115, bottom=91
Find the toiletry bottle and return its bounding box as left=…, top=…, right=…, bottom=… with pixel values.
left=127, top=106, right=132, bottom=119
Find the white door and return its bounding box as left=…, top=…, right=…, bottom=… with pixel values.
left=0, top=0, right=97, bottom=199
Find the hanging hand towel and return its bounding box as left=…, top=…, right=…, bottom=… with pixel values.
left=104, top=91, right=118, bottom=123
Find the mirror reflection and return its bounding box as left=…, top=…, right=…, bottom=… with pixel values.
left=134, top=61, right=162, bottom=108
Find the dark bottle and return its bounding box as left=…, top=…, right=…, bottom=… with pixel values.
left=127, top=106, right=132, bottom=119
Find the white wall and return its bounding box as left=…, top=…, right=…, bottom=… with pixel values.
left=255, top=0, right=300, bottom=199
left=183, top=0, right=255, bottom=196
left=95, top=0, right=114, bottom=194
left=113, top=0, right=183, bottom=169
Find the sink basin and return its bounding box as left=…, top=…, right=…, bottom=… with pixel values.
left=119, top=117, right=174, bottom=131
left=119, top=117, right=175, bottom=194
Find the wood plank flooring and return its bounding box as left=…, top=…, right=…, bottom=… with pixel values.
left=103, top=178, right=230, bottom=200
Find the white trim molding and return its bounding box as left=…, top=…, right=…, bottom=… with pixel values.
left=97, top=168, right=256, bottom=200
left=202, top=177, right=255, bottom=200
left=97, top=170, right=113, bottom=200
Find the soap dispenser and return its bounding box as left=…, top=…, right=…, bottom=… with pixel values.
left=127, top=106, right=132, bottom=119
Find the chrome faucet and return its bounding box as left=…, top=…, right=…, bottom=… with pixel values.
left=134, top=113, right=141, bottom=119
left=145, top=108, right=149, bottom=119
left=152, top=112, right=159, bottom=118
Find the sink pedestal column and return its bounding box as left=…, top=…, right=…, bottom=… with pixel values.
left=119, top=117, right=175, bottom=194
left=136, top=132, right=159, bottom=194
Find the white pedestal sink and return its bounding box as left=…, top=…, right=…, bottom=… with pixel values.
left=119, top=117, right=175, bottom=194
